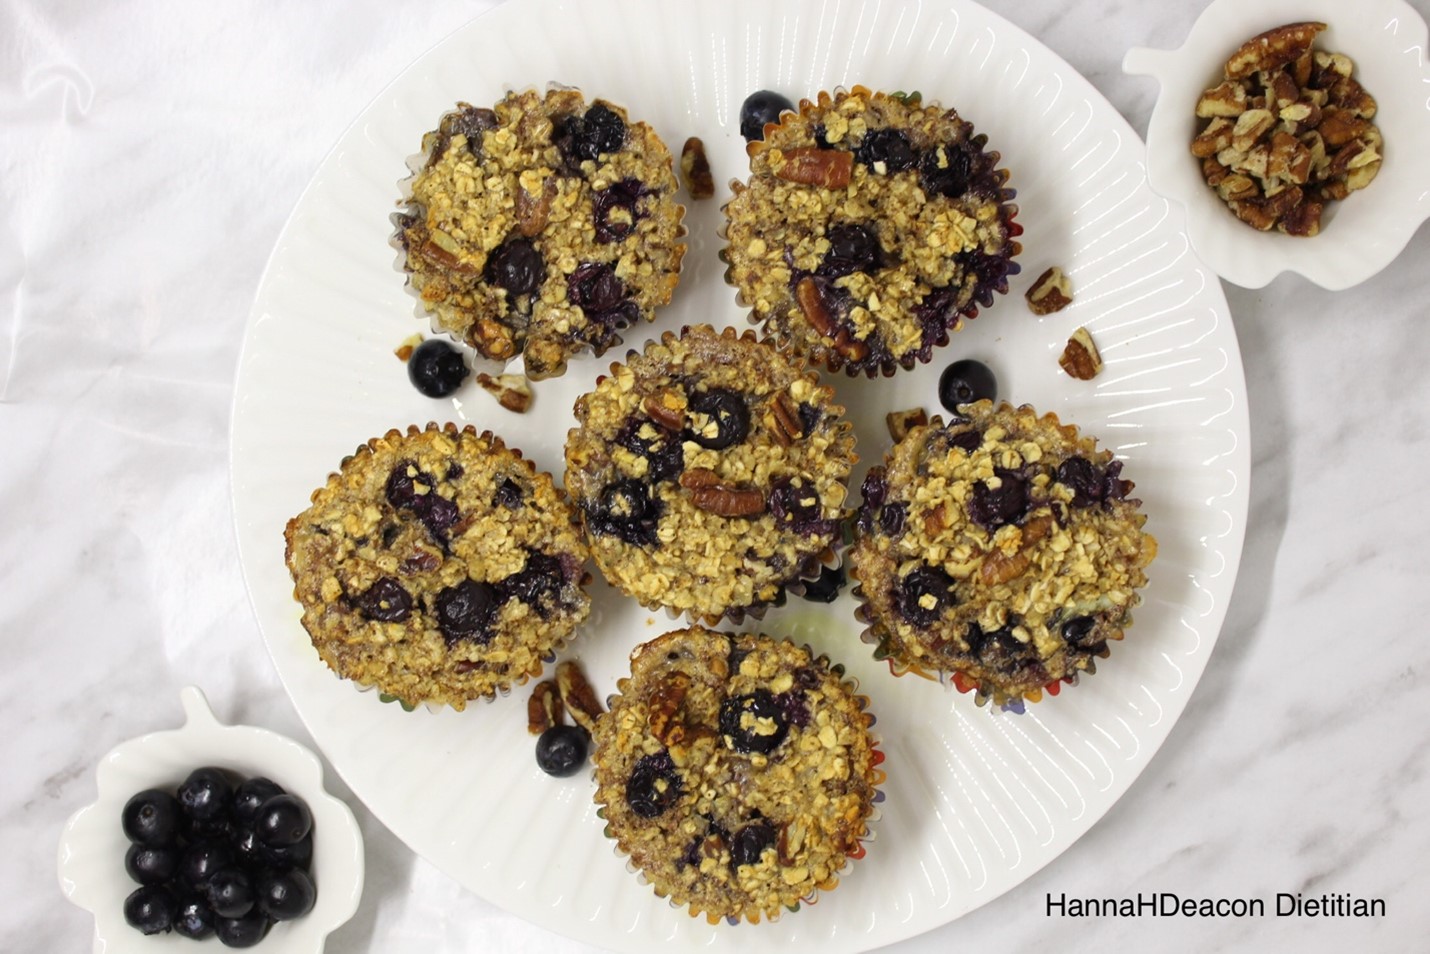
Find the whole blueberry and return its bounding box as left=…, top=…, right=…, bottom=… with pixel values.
left=937, top=359, right=997, bottom=412
left=685, top=388, right=750, bottom=450
left=174, top=894, right=217, bottom=940
left=121, top=789, right=181, bottom=847
left=855, top=127, right=916, bottom=172
left=407, top=339, right=469, bottom=398
left=625, top=751, right=682, bottom=818
left=179, top=839, right=235, bottom=889
left=719, top=690, right=789, bottom=754
left=967, top=469, right=1029, bottom=531
left=205, top=867, right=256, bottom=919
left=535, top=725, right=589, bottom=777
left=253, top=794, right=313, bottom=848
left=214, top=907, right=271, bottom=948
left=740, top=89, right=796, bottom=141
left=232, top=777, right=286, bottom=823
left=123, top=884, right=177, bottom=936
left=125, top=843, right=179, bottom=885
left=730, top=821, right=777, bottom=868
left=894, top=564, right=958, bottom=628
left=433, top=578, right=500, bottom=645
left=353, top=576, right=414, bottom=623
left=178, top=767, right=234, bottom=823
left=484, top=237, right=544, bottom=297
left=256, top=866, right=317, bottom=921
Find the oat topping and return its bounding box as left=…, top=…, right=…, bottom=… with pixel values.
left=283, top=423, right=591, bottom=709
left=723, top=86, right=1021, bottom=377
left=564, top=325, right=856, bottom=622
left=1192, top=22, right=1382, bottom=236
left=849, top=402, right=1156, bottom=707
left=393, top=88, right=685, bottom=378
left=591, top=627, right=880, bottom=923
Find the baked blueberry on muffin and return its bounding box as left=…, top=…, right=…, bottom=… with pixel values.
left=283, top=423, right=590, bottom=710
left=849, top=402, right=1157, bottom=709
left=591, top=626, right=882, bottom=923
left=393, top=88, right=685, bottom=379
left=723, top=86, right=1021, bottom=377
left=563, top=324, right=856, bottom=622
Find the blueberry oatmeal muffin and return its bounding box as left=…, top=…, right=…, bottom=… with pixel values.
left=849, top=402, right=1157, bottom=709
left=283, top=423, right=590, bottom=710
left=722, top=86, right=1021, bottom=377
left=392, top=88, right=685, bottom=379
left=563, top=324, right=856, bottom=622
left=591, top=626, right=882, bottom=923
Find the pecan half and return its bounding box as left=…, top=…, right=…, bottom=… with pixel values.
left=1224, top=21, right=1326, bottom=80
left=775, top=147, right=854, bottom=189
left=556, top=660, right=603, bottom=734
left=527, top=679, right=563, bottom=736
left=514, top=176, right=557, bottom=237
left=794, top=277, right=838, bottom=337
left=679, top=468, right=766, bottom=517
left=768, top=391, right=805, bottom=446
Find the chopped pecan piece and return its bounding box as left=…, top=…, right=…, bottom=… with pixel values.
left=775, top=147, right=854, bottom=189
left=886, top=407, right=928, bottom=442
left=476, top=372, right=532, bottom=412
left=679, top=137, right=715, bottom=200
left=1025, top=266, right=1073, bottom=315
left=642, top=388, right=688, bottom=431
left=1059, top=326, right=1103, bottom=381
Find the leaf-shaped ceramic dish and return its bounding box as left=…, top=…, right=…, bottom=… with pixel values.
left=1125, top=0, right=1430, bottom=289
left=57, top=686, right=364, bottom=953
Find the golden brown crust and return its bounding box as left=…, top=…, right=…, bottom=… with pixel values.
left=591, top=627, right=880, bottom=923
left=394, top=88, right=685, bottom=378
left=563, top=325, right=856, bottom=622
left=849, top=403, right=1156, bottom=708
left=722, top=86, right=1020, bottom=377
left=283, top=423, right=590, bottom=709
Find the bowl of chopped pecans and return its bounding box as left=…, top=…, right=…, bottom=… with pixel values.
left=1124, top=0, right=1430, bottom=289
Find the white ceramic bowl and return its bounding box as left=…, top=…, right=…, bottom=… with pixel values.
left=1124, top=0, right=1430, bottom=289
left=57, top=687, right=364, bottom=953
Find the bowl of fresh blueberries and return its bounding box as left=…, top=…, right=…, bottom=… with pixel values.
left=58, top=686, right=364, bottom=951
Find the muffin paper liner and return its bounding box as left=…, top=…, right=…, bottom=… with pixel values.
left=287, top=421, right=592, bottom=712
left=591, top=630, right=885, bottom=925
left=566, top=324, right=858, bottom=627
left=720, top=85, right=1022, bottom=379
left=389, top=83, right=688, bottom=381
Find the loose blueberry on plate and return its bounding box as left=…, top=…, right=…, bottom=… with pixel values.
left=937, top=358, right=997, bottom=412
left=740, top=89, right=796, bottom=141
left=535, top=724, right=589, bottom=777
left=408, top=338, right=470, bottom=398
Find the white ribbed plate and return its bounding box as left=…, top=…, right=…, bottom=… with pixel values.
left=230, top=0, right=1248, bottom=950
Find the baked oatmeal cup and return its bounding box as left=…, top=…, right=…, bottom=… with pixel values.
left=722, top=86, right=1021, bottom=377
left=283, top=423, right=590, bottom=710
left=591, top=626, right=883, bottom=924
left=849, top=402, right=1157, bottom=710
left=563, top=324, right=856, bottom=623
left=392, top=87, right=685, bottom=379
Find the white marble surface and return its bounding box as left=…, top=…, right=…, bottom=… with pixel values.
left=10, top=0, right=1429, bottom=951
